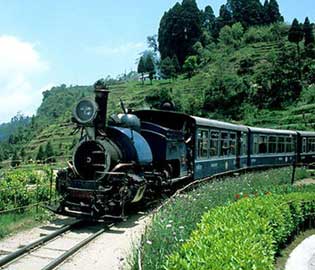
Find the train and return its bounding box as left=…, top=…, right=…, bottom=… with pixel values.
left=52, top=82, right=315, bottom=220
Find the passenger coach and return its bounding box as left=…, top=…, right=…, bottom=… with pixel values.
left=193, top=117, right=248, bottom=179
left=248, top=127, right=297, bottom=167
left=297, top=131, right=315, bottom=164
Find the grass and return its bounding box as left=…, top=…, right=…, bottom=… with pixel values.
left=130, top=167, right=312, bottom=270
left=0, top=207, right=54, bottom=239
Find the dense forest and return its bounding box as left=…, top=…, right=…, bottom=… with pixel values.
left=0, top=0, right=314, bottom=165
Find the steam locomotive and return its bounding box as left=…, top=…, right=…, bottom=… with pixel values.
left=53, top=82, right=315, bottom=220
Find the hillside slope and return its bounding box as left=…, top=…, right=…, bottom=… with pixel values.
left=1, top=23, right=315, bottom=163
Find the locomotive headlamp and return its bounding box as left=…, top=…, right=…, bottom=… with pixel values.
left=73, top=98, right=98, bottom=125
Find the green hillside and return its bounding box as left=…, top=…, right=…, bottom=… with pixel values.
left=0, top=0, right=314, bottom=165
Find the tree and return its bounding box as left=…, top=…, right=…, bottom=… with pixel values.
left=172, top=55, right=181, bottom=75
left=266, top=0, right=283, bottom=24
left=0, top=147, right=4, bottom=162
left=137, top=56, right=146, bottom=84
left=227, top=0, right=264, bottom=27
left=20, top=148, right=26, bottom=161
left=158, top=0, right=202, bottom=66
left=304, top=17, right=315, bottom=48
left=147, top=35, right=158, bottom=52
left=215, top=4, right=233, bottom=37
left=183, top=55, right=198, bottom=80
left=160, top=57, right=176, bottom=79
left=36, top=145, right=45, bottom=163
left=202, top=5, right=216, bottom=34
left=288, top=18, right=304, bottom=79
left=145, top=54, right=156, bottom=84
left=45, top=141, right=55, bottom=163
left=11, top=151, right=20, bottom=167
left=262, top=0, right=270, bottom=24
left=219, top=23, right=244, bottom=49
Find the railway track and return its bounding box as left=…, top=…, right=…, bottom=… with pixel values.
left=0, top=220, right=113, bottom=270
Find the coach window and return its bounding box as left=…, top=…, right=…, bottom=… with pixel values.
left=220, top=132, right=230, bottom=156
left=302, top=138, right=307, bottom=153
left=309, top=138, right=315, bottom=153
left=230, top=133, right=236, bottom=155
left=241, top=132, right=248, bottom=156
left=278, top=137, right=285, bottom=153
left=286, top=137, right=293, bottom=153
left=210, top=131, right=219, bottom=157
left=258, top=136, right=267, bottom=154
left=253, top=135, right=259, bottom=154
left=268, top=136, right=277, bottom=153
left=197, top=129, right=209, bottom=159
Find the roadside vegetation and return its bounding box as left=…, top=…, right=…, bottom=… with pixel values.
left=130, top=168, right=313, bottom=270
left=0, top=166, right=56, bottom=238
left=0, top=167, right=54, bottom=212
left=0, top=208, right=53, bottom=239
left=167, top=192, right=315, bottom=270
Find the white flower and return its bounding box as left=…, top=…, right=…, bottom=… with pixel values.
left=166, top=224, right=172, bottom=228
left=146, top=240, right=152, bottom=245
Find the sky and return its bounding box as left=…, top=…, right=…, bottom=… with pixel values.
left=0, top=0, right=314, bottom=124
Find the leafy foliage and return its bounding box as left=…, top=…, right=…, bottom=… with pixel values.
left=182, top=55, right=198, bottom=80
left=158, top=0, right=202, bottom=65
left=160, top=57, right=176, bottom=79
left=166, top=192, right=315, bottom=270
left=0, top=168, right=52, bottom=212
left=131, top=168, right=311, bottom=270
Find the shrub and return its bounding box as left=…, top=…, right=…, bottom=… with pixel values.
left=0, top=168, right=52, bottom=211
left=132, top=168, right=311, bottom=270
left=166, top=192, right=315, bottom=270
left=219, top=23, right=244, bottom=49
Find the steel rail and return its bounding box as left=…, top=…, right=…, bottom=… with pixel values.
left=41, top=224, right=113, bottom=270
left=0, top=220, right=82, bottom=268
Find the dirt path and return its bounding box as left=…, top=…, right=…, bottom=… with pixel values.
left=58, top=213, right=150, bottom=270
left=294, top=178, right=315, bottom=186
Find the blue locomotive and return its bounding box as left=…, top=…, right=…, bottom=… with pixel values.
left=54, top=82, right=315, bottom=220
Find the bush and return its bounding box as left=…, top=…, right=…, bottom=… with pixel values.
left=132, top=168, right=311, bottom=270
left=219, top=23, right=244, bottom=49
left=166, top=192, right=315, bottom=270
left=243, top=23, right=288, bottom=44
left=0, top=168, right=52, bottom=211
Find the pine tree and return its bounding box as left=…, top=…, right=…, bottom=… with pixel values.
left=36, top=145, right=45, bottom=163
left=11, top=151, right=20, bottom=167
left=263, top=0, right=270, bottom=24
left=0, top=147, right=4, bottom=162
left=304, top=17, right=315, bottom=48
left=137, top=56, right=146, bottom=84
left=145, top=54, right=155, bottom=84
left=20, top=148, right=26, bottom=161
left=158, top=0, right=202, bottom=66
left=160, top=57, right=176, bottom=79
left=267, top=0, right=283, bottom=24
left=288, top=18, right=304, bottom=80
left=215, top=4, right=233, bottom=37
left=202, top=5, right=216, bottom=34
left=243, top=0, right=264, bottom=27
left=172, top=55, right=181, bottom=75
left=45, top=141, right=55, bottom=163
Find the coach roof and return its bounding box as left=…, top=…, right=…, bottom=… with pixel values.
left=192, top=116, right=248, bottom=132
left=249, top=127, right=297, bottom=135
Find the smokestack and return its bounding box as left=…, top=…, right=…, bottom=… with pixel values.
left=94, top=81, right=110, bottom=132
